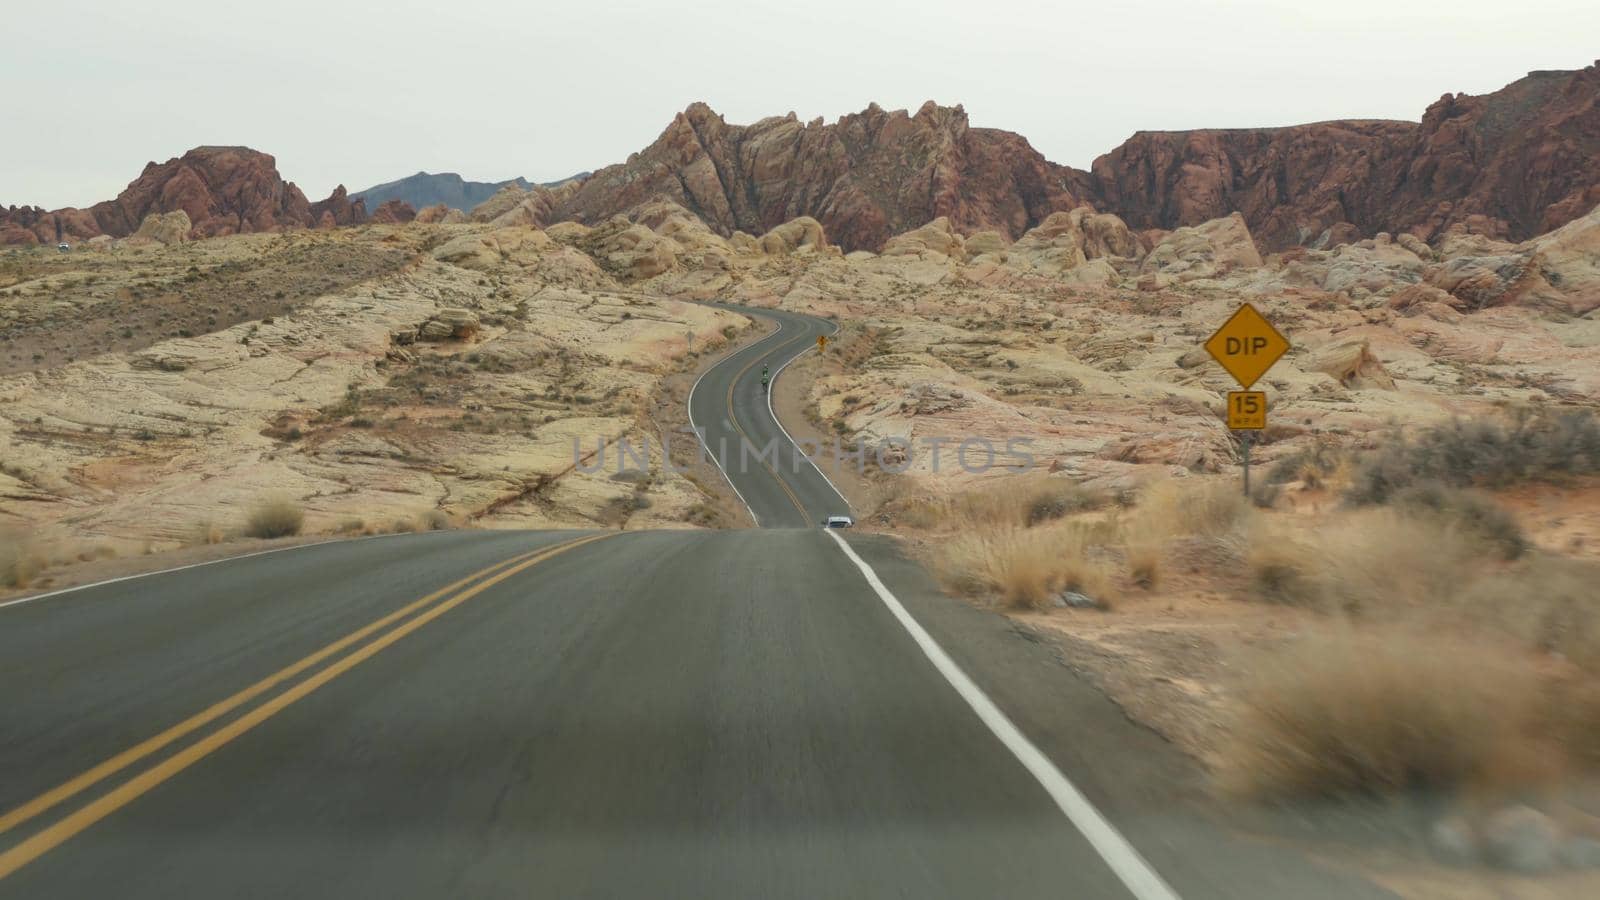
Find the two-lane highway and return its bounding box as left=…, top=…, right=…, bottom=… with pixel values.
left=689, top=306, right=846, bottom=528
left=0, top=306, right=1393, bottom=898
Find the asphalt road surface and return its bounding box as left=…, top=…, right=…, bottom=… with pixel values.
left=0, top=307, right=1393, bottom=898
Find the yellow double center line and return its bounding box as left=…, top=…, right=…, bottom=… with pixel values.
left=0, top=532, right=610, bottom=881
left=724, top=335, right=814, bottom=524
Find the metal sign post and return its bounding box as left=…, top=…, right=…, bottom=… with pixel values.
left=1206, top=306, right=1289, bottom=496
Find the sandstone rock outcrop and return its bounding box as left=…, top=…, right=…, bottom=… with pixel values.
left=567, top=216, right=679, bottom=278
left=1139, top=213, right=1263, bottom=279
left=418, top=308, right=480, bottom=341
left=544, top=101, right=1095, bottom=252
left=882, top=217, right=965, bottom=258
left=758, top=217, right=827, bottom=255
left=1089, top=63, right=1600, bottom=250
left=3, top=147, right=367, bottom=244
left=367, top=199, right=416, bottom=225
left=413, top=203, right=469, bottom=225
left=308, top=184, right=367, bottom=230
left=132, top=210, right=192, bottom=245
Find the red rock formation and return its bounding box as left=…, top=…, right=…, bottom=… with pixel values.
left=548, top=101, right=1094, bottom=252
left=6, top=63, right=1597, bottom=252
left=1089, top=63, right=1600, bottom=250
left=367, top=199, right=416, bottom=225
left=3, top=147, right=367, bottom=244
left=308, top=184, right=367, bottom=229
left=0, top=205, right=103, bottom=244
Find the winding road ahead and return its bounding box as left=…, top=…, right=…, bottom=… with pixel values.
left=0, top=307, right=1391, bottom=898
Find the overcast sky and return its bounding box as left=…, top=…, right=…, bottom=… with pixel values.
left=5, top=0, right=1597, bottom=209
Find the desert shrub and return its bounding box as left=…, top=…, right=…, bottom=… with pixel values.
left=684, top=502, right=721, bottom=527
left=1249, top=481, right=1281, bottom=509
left=335, top=518, right=365, bottom=534
left=1346, top=409, right=1600, bottom=504
left=1127, top=479, right=1251, bottom=547
left=390, top=517, right=419, bottom=534
left=1245, top=537, right=1325, bottom=607
left=937, top=522, right=1113, bottom=610
left=906, top=475, right=1107, bottom=532
left=190, top=520, right=226, bottom=546
left=1390, top=482, right=1526, bottom=560
left=1242, top=509, right=1480, bottom=614
left=1266, top=440, right=1344, bottom=488
left=419, top=510, right=451, bottom=531
left=1217, top=630, right=1539, bottom=800
left=0, top=533, right=43, bottom=588
left=1458, top=556, right=1600, bottom=668
left=244, top=496, right=304, bottom=539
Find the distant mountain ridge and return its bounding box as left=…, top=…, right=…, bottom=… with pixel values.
left=352, top=171, right=588, bottom=213
left=5, top=62, right=1597, bottom=250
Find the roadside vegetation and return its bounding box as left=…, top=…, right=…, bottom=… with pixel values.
left=0, top=498, right=459, bottom=596
left=897, top=407, right=1600, bottom=825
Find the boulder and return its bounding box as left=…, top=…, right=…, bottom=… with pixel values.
left=1482, top=806, right=1562, bottom=874
left=1140, top=212, right=1263, bottom=279
left=576, top=217, right=678, bottom=278
left=413, top=203, right=468, bottom=225
left=368, top=199, right=416, bottom=225
left=1304, top=338, right=1395, bottom=389
left=963, top=230, right=1011, bottom=259
left=132, top=210, right=191, bottom=245
left=419, top=308, right=480, bottom=341
left=759, top=217, right=826, bottom=254
left=882, top=217, right=965, bottom=258
left=1004, top=211, right=1088, bottom=273
left=1071, top=207, right=1141, bottom=259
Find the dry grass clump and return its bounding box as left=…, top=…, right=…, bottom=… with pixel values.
left=937, top=521, right=1115, bottom=610
left=418, top=510, right=451, bottom=531
left=1457, top=556, right=1600, bottom=668
left=1217, top=630, right=1540, bottom=800
left=1244, top=508, right=1482, bottom=614
left=1121, top=478, right=1253, bottom=587
left=904, top=475, right=1108, bottom=531
left=1346, top=408, right=1600, bottom=504
left=190, top=520, right=227, bottom=546
left=0, top=531, right=45, bottom=588
left=1133, top=478, right=1252, bottom=540
left=1, top=529, right=118, bottom=589
left=243, top=496, right=305, bottom=539
left=1390, top=482, right=1526, bottom=560
left=1265, top=439, right=1346, bottom=489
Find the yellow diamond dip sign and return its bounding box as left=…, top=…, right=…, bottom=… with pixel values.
left=1204, top=303, right=1290, bottom=388
left=1204, top=303, right=1291, bottom=495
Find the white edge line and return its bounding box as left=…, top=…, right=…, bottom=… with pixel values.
left=0, top=531, right=416, bottom=611
left=825, top=529, right=1182, bottom=900
left=687, top=317, right=788, bottom=528
left=766, top=320, right=852, bottom=515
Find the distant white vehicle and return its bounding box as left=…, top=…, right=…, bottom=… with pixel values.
left=822, top=515, right=854, bottom=529
left=56, top=242, right=70, bottom=253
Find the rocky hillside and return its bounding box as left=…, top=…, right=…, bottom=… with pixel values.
left=6, top=63, right=1597, bottom=252
left=1090, top=63, right=1600, bottom=250
left=1, top=147, right=369, bottom=245
left=540, top=101, right=1096, bottom=253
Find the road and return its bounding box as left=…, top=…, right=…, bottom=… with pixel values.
left=688, top=305, right=847, bottom=527
left=0, top=307, right=1392, bottom=898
